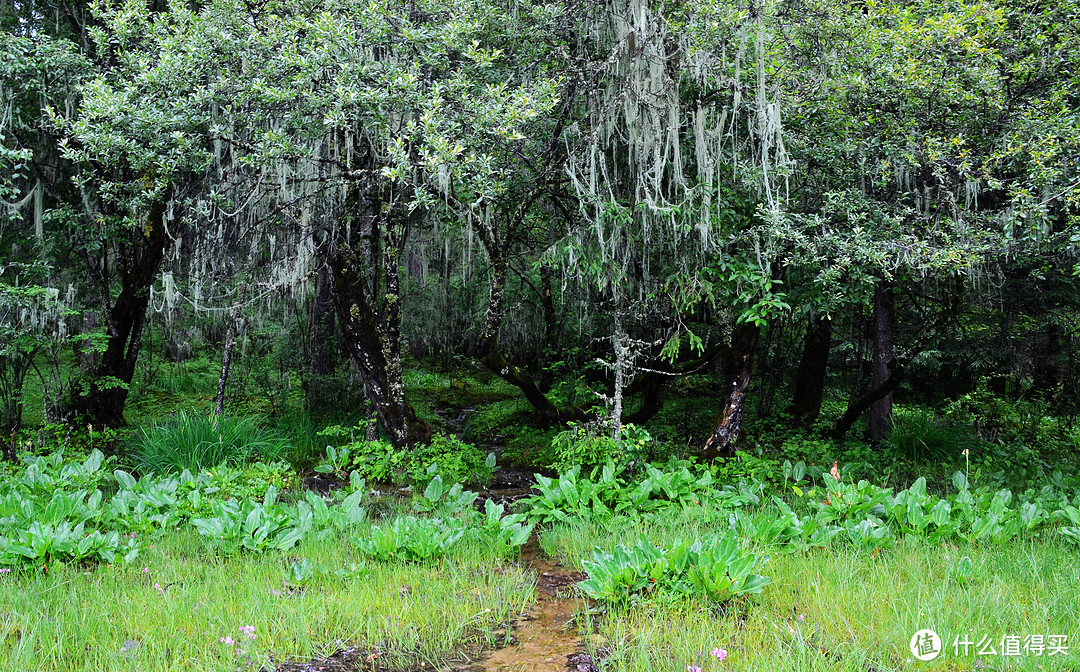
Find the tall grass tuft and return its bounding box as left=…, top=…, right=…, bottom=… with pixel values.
left=130, top=411, right=290, bottom=474
left=885, top=408, right=978, bottom=463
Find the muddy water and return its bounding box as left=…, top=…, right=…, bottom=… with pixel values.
left=460, top=540, right=590, bottom=672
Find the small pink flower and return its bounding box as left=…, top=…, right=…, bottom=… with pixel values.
left=154, top=583, right=161, bottom=591
left=220, top=636, right=235, bottom=646
left=687, top=666, right=701, bottom=672
left=710, top=647, right=728, bottom=661
left=141, top=567, right=149, bottom=573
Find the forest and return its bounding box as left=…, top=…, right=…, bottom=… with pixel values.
left=1, top=0, right=1079, bottom=669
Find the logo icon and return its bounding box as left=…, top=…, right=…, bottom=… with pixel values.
left=911, top=629, right=942, bottom=661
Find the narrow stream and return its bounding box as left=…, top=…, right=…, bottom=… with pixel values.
left=451, top=538, right=594, bottom=672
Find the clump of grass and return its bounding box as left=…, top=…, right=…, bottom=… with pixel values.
left=129, top=410, right=290, bottom=475
left=885, top=408, right=978, bottom=463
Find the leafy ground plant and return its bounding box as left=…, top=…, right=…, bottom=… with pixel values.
left=577, top=534, right=771, bottom=603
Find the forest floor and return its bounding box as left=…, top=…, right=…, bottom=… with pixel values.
left=4, top=360, right=1080, bottom=671
left=2, top=467, right=1078, bottom=672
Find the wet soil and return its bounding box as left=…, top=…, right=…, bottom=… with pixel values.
left=458, top=539, right=592, bottom=672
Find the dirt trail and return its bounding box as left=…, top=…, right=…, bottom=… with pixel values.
left=480, top=541, right=588, bottom=672
left=445, top=537, right=595, bottom=672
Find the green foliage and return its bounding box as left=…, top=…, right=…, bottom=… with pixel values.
left=412, top=475, right=478, bottom=518
left=189, top=487, right=303, bottom=556
left=500, top=425, right=559, bottom=468
left=551, top=422, right=652, bottom=473
left=404, top=434, right=493, bottom=488
left=319, top=423, right=492, bottom=487
left=353, top=516, right=467, bottom=563
left=313, top=444, right=352, bottom=476
left=524, top=465, right=624, bottom=523
left=524, top=459, right=749, bottom=523
left=296, top=488, right=367, bottom=540
left=475, top=499, right=535, bottom=558
left=0, top=520, right=139, bottom=567
left=885, top=408, right=977, bottom=463
left=285, top=557, right=316, bottom=587
left=130, top=411, right=290, bottom=475
left=577, top=534, right=771, bottom=604
left=950, top=555, right=978, bottom=587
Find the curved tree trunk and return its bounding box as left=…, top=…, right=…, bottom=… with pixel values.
left=476, top=257, right=585, bottom=424
left=829, top=359, right=901, bottom=439
left=703, top=322, right=760, bottom=460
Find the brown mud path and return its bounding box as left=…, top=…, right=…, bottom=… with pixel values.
left=458, top=538, right=592, bottom=672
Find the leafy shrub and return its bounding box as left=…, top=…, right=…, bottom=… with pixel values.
left=353, top=516, right=467, bottom=562
left=523, top=459, right=753, bottom=523
left=403, top=434, right=493, bottom=487
left=0, top=521, right=139, bottom=567
left=710, top=449, right=789, bottom=487
left=296, top=488, right=367, bottom=540
left=130, top=411, right=289, bottom=474
left=412, top=475, right=479, bottom=518
left=189, top=486, right=303, bottom=555
left=524, top=465, right=624, bottom=522
left=319, top=423, right=492, bottom=487
left=474, top=499, right=534, bottom=557
left=552, top=422, right=652, bottom=473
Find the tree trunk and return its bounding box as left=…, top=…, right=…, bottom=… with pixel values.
left=868, top=282, right=895, bottom=442
left=477, top=257, right=585, bottom=424
left=75, top=200, right=168, bottom=427
left=215, top=302, right=242, bottom=418
left=310, top=262, right=337, bottom=378
left=703, top=322, right=760, bottom=460
left=829, top=361, right=901, bottom=439
left=330, top=198, right=429, bottom=449
left=788, top=314, right=832, bottom=426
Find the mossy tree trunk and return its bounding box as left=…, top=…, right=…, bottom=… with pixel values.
left=703, top=322, right=760, bottom=460
left=330, top=190, right=430, bottom=448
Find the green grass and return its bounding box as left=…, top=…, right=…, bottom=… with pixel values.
left=0, top=529, right=534, bottom=672
left=542, top=507, right=1080, bottom=672
left=128, top=411, right=292, bottom=475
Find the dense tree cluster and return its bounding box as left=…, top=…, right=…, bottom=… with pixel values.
left=1, top=0, right=1077, bottom=456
